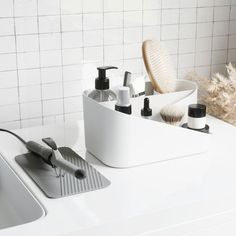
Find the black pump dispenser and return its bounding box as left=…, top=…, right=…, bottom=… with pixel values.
left=95, top=66, right=118, bottom=90
left=141, top=98, right=152, bottom=117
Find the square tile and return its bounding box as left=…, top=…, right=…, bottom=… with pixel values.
left=196, top=37, right=212, bottom=51
left=212, top=50, right=227, bottom=64
left=0, top=88, right=18, bottom=105
left=43, top=99, right=63, bottom=116
left=40, top=50, right=62, bottom=67
left=213, top=36, right=228, bottom=50
left=197, top=7, right=214, bottom=22
left=143, top=0, right=162, bottom=9
left=143, top=26, right=161, bottom=40
left=18, top=68, right=41, bottom=86
left=179, top=39, right=195, bottom=54
left=17, top=52, right=40, bottom=69
left=104, top=45, right=123, bottom=61
left=61, top=0, right=82, bottom=14
left=143, top=10, right=161, bottom=26
left=104, top=28, right=123, bottom=45
left=83, top=0, right=103, bottom=13
left=124, top=27, right=142, bottom=43
left=83, top=30, right=103, bottom=46
left=42, top=82, right=63, bottom=100
left=161, top=25, right=179, bottom=40
left=180, top=0, right=197, bottom=8
left=63, top=65, right=83, bottom=81
left=0, top=71, right=17, bottom=88
left=62, top=48, right=83, bottom=65
left=104, top=0, right=123, bottom=12
left=124, top=0, right=142, bottom=11
left=124, top=11, right=142, bottom=27
left=214, top=6, right=230, bottom=21
left=63, top=80, right=83, bottom=97
left=40, top=33, right=61, bottom=51
left=0, top=36, right=15, bottom=53
left=180, top=8, right=197, bottom=23
left=0, top=18, right=14, bottom=36
left=124, top=43, right=142, bottom=59
left=20, top=102, right=42, bottom=119
left=62, top=32, right=83, bottom=48
left=61, top=14, right=82, bottom=31
left=104, top=12, right=123, bottom=29
left=83, top=13, right=103, bottom=30
left=0, top=105, right=20, bottom=122
left=0, top=54, right=16, bottom=71
left=16, top=35, right=39, bottom=52
left=84, top=46, right=103, bottom=62
left=64, top=96, right=83, bottom=113
left=197, top=22, right=213, bottom=37
left=41, top=67, right=62, bottom=83
left=162, top=9, right=179, bottom=25
left=0, top=0, right=14, bottom=17
left=162, top=0, right=180, bottom=9
left=19, top=85, right=41, bottom=103
left=38, top=0, right=60, bottom=15
left=15, top=17, right=38, bottom=35
left=214, top=21, right=229, bottom=36
left=14, top=0, right=37, bottom=17
left=39, top=16, right=60, bottom=33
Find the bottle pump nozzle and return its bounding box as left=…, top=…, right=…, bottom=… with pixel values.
left=95, top=66, right=118, bottom=90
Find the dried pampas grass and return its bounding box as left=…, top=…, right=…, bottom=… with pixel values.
left=185, top=63, right=236, bottom=126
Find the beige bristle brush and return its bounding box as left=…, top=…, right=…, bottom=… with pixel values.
left=142, top=40, right=176, bottom=94
left=160, top=104, right=185, bottom=126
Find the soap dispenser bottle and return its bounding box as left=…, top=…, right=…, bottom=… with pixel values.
left=88, top=66, right=118, bottom=102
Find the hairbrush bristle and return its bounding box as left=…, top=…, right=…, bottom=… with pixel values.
left=160, top=105, right=185, bottom=126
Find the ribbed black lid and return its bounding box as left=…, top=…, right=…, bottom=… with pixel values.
left=141, top=98, right=152, bottom=117
left=188, top=104, right=206, bottom=118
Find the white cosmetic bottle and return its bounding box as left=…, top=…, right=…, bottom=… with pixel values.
left=182, top=104, right=210, bottom=133
left=188, top=104, right=206, bottom=130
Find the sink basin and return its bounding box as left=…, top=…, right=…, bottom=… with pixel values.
left=0, top=153, right=44, bottom=230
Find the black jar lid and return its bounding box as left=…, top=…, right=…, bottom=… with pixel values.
left=188, top=104, right=206, bottom=118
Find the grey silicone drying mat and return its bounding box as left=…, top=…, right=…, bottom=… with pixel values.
left=15, top=147, right=110, bottom=198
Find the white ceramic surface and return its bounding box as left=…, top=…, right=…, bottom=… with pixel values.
left=0, top=153, right=45, bottom=230
left=0, top=117, right=236, bottom=235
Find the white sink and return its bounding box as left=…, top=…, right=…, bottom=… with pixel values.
left=0, top=154, right=44, bottom=230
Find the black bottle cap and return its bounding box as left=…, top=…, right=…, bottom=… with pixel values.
left=188, top=104, right=206, bottom=118
left=95, top=66, right=118, bottom=90
left=141, top=98, right=152, bottom=117
left=115, top=104, right=132, bottom=115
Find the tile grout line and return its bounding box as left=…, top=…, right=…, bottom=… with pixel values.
left=12, top=0, right=22, bottom=128
left=36, top=0, right=44, bottom=126
left=176, top=0, right=181, bottom=79
left=194, top=1, right=199, bottom=72
left=226, top=0, right=232, bottom=64
left=210, top=1, right=216, bottom=75
left=59, top=0, right=66, bottom=123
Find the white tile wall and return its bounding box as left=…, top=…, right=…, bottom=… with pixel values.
left=0, top=0, right=235, bottom=129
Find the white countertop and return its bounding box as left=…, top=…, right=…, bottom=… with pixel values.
left=1, top=117, right=236, bottom=236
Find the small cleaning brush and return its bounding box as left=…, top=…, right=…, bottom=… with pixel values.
left=160, top=104, right=185, bottom=126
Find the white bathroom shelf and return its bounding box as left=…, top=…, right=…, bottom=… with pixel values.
left=83, top=80, right=211, bottom=168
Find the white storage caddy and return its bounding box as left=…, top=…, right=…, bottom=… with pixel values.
left=83, top=80, right=210, bottom=168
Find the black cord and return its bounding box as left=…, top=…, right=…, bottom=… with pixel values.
left=0, top=128, right=27, bottom=145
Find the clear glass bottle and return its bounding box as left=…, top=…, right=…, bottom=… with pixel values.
left=88, top=89, right=117, bottom=102
left=88, top=66, right=118, bottom=102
